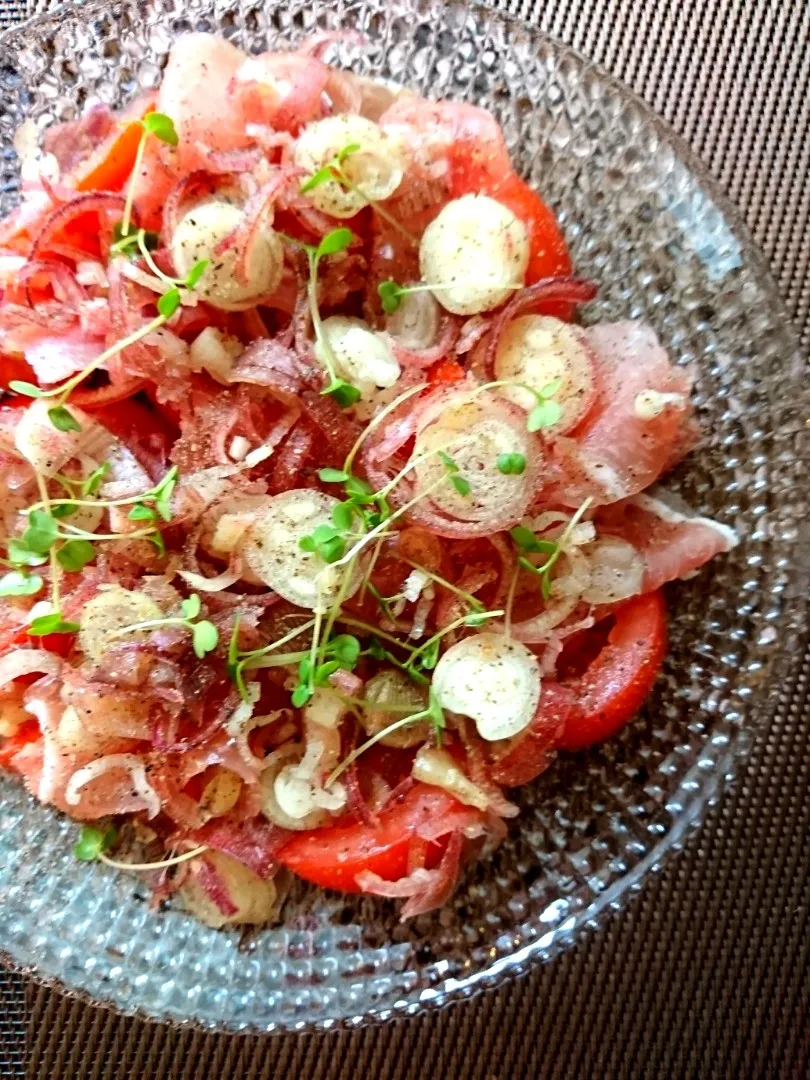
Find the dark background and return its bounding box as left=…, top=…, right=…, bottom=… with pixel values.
left=1, top=0, right=809, bottom=1076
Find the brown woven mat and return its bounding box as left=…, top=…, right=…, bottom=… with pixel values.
left=1, top=0, right=809, bottom=1076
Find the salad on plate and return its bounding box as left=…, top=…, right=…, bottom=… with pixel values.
left=0, top=32, right=737, bottom=926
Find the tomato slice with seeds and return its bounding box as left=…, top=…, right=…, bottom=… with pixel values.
left=277, top=782, right=484, bottom=893
left=556, top=590, right=668, bottom=751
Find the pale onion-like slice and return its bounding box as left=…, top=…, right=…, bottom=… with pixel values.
left=361, top=669, right=429, bottom=748
left=180, top=851, right=278, bottom=929
left=385, top=288, right=441, bottom=351
left=259, top=743, right=333, bottom=831
left=303, top=687, right=349, bottom=731
left=419, top=195, right=529, bottom=315
left=494, top=315, right=596, bottom=432
left=412, top=396, right=533, bottom=524
left=431, top=632, right=541, bottom=741
left=292, top=114, right=407, bottom=217
left=0, top=650, right=60, bottom=690
left=241, top=489, right=362, bottom=612
left=171, top=200, right=284, bottom=311
left=78, top=586, right=164, bottom=665
left=189, top=326, right=244, bottom=383
left=56, top=705, right=114, bottom=755
left=65, top=753, right=161, bottom=817
left=412, top=746, right=489, bottom=811
left=198, top=768, right=242, bottom=820
left=204, top=494, right=274, bottom=557
left=314, top=316, right=401, bottom=400
left=581, top=535, right=645, bottom=605
left=15, top=400, right=101, bottom=478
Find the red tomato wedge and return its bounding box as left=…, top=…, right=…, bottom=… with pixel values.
left=450, top=152, right=573, bottom=318
left=277, top=783, right=483, bottom=893
left=556, top=590, right=668, bottom=751
left=71, top=97, right=156, bottom=194
left=0, top=719, right=40, bottom=770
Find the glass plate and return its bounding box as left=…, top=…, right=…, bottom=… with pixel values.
left=0, top=0, right=806, bottom=1034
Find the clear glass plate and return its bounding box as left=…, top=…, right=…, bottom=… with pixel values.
left=0, top=0, right=806, bottom=1034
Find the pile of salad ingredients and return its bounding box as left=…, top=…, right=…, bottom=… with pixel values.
left=0, top=33, right=737, bottom=926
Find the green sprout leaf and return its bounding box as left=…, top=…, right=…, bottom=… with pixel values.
left=181, top=594, right=202, bottom=620
left=47, top=406, right=81, bottom=433
left=540, top=378, right=563, bottom=399
left=23, top=510, right=58, bottom=555
left=56, top=539, right=95, bottom=572
left=73, top=825, right=117, bottom=862
left=299, top=535, right=316, bottom=553
left=8, top=380, right=46, bottom=398
left=147, top=531, right=166, bottom=556
left=157, top=287, right=182, bottom=320
left=331, top=501, right=355, bottom=532
left=300, top=165, right=336, bottom=194
left=527, top=399, right=563, bottom=432
left=318, top=467, right=350, bottom=483
left=83, top=462, right=110, bottom=496
left=344, top=475, right=375, bottom=501
left=142, top=111, right=179, bottom=146
left=327, top=633, right=361, bottom=669
left=7, top=539, right=47, bottom=567
left=50, top=503, right=76, bottom=520
left=497, top=453, right=526, bottom=475
left=317, top=228, right=354, bottom=259
left=336, top=142, right=361, bottom=164
left=128, top=504, right=157, bottom=522
left=0, top=571, right=43, bottom=597
left=291, top=683, right=313, bottom=708
left=323, top=379, right=362, bottom=408
left=191, top=620, right=218, bottom=659
left=438, top=451, right=459, bottom=473
left=378, top=279, right=405, bottom=314
left=450, top=474, right=471, bottom=496
left=184, top=259, right=209, bottom=289
left=111, top=224, right=158, bottom=257
left=27, top=613, right=80, bottom=636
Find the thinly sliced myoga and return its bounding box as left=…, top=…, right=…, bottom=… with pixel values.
left=596, top=490, right=738, bottom=592
left=550, top=320, right=700, bottom=506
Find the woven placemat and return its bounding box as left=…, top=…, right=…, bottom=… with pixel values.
left=1, top=1, right=809, bottom=1077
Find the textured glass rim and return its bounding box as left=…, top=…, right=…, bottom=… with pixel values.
left=0, top=0, right=805, bottom=1035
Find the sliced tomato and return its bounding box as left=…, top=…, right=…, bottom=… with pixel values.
left=0, top=354, right=37, bottom=394
left=450, top=156, right=573, bottom=319
left=0, top=718, right=40, bottom=770
left=428, top=357, right=465, bottom=384
left=71, top=376, right=148, bottom=410
left=277, top=782, right=483, bottom=893
left=556, top=590, right=668, bottom=751
left=489, top=682, right=575, bottom=786
left=71, top=96, right=157, bottom=194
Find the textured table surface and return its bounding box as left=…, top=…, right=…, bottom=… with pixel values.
left=1, top=1, right=809, bottom=1077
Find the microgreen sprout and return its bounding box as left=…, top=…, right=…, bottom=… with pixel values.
left=112, top=593, right=219, bottom=659
left=438, top=451, right=471, bottom=497
left=377, top=278, right=523, bottom=315
left=227, top=616, right=317, bottom=702
left=497, top=452, right=526, bottom=475
left=280, top=228, right=361, bottom=406
left=509, top=498, right=593, bottom=601
left=116, top=111, right=178, bottom=245
left=73, top=824, right=118, bottom=862
left=301, top=144, right=417, bottom=244
left=326, top=688, right=445, bottom=785
left=291, top=631, right=362, bottom=709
